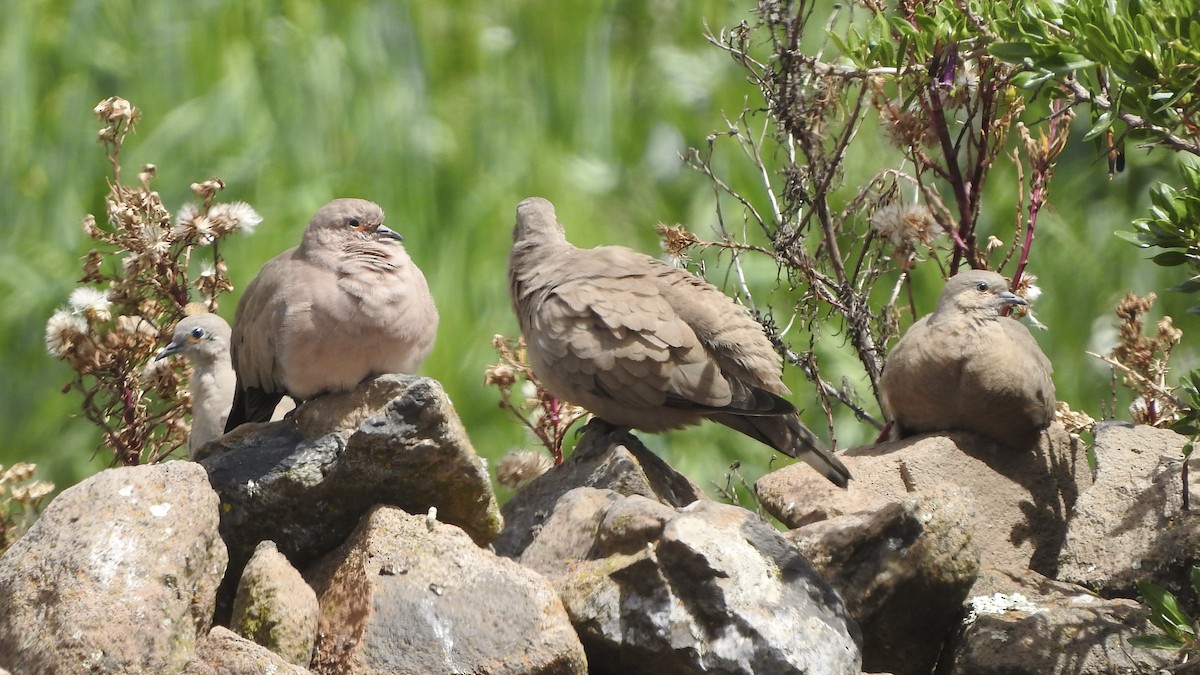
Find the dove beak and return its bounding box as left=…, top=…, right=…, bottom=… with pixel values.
left=374, top=224, right=404, bottom=242
left=155, top=342, right=180, bottom=361
left=998, top=290, right=1027, bottom=307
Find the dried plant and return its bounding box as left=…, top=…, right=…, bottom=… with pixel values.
left=1088, top=293, right=1194, bottom=508
left=484, top=334, right=588, bottom=465
left=495, top=450, right=554, bottom=489
left=46, top=97, right=261, bottom=465
left=672, top=0, right=1071, bottom=443
left=0, top=463, right=54, bottom=554
left=1089, top=293, right=1185, bottom=427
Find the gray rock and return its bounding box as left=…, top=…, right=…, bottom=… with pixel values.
left=183, top=626, right=311, bottom=674
left=0, top=462, right=227, bottom=673
left=947, top=570, right=1175, bottom=674
left=520, top=488, right=862, bottom=675
left=495, top=425, right=704, bottom=559
left=786, top=489, right=979, bottom=675
left=231, top=540, right=319, bottom=666
left=1057, top=423, right=1200, bottom=598
left=306, top=505, right=587, bottom=674
left=202, top=375, right=502, bottom=581
left=757, top=423, right=1088, bottom=581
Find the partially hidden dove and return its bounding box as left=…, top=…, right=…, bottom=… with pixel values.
left=879, top=269, right=1056, bottom=449
left=508, top=197, right=851, bottom=487
left=157, top=312, right=295, bottom=456
left=225, top=198, right=438, bottom=431
left=156, top=312, right=238, bottom=457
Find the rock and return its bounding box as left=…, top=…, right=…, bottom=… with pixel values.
left=518, top=487, right=862, bottom=675
left=1057, top=423, right=1200, bottom=599
left=494, top=425, right=704, bottom=558
left=0, top=462, right=227, bottom=673
left=785, top=489, right=979, bottom=675
left=945, top=569, right=1176, bottom=674
left=306, top=505, right=587, bottom=674
left=231, top=540, right=319, bottom=666
left=756, top=423, right=1088, bottom=579
left=202, top=375, right=502, bottom=586
left=183, top=626, right=311, bottom=674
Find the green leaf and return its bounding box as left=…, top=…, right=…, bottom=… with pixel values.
left=1138, top=580, right=1193, bottom=637
left=1127, top=51, right=1161, bottom=80
left=1129, top=634, right=1186, bottom=650
left=1170, top=279, right=1200, bottom=293
left=989, top=42, right=1038, bottom=61
left=1115, top=229, right=1150, bottom=246
left=1084, top=110, right=1114, bottom=141
left=1036, top=52, right=1095, bottom=75
left=913, top=12, right=938, bottom=35
left=1190, top=566, right=1200, bottom=599
left=1153, top=250, right=1191, bottom=266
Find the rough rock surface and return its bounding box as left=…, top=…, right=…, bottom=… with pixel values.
left=786, top=488, right=978, bottom=675
left=183, top=626, right=311, bottom=674
left=1057, top=422, right=1200, bottom=598
left=202, top=375, right=502, bottom=581
left=757, top=423, right=1086, bottom=578
left=516, top=487, right=862, bottom=675
left=947, top=569, right=1175, bottom=674
left=494, top=425, right=704, bottom=558
left=0, top=462, right=227, bottom=673
left=306, top=505, right=587, bottom=675
left=231, top=540, right=319, bottom=666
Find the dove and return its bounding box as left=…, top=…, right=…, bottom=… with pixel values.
left=225, top=198, right=438, bottom=430
left=508, top=197, right=851, bottom=487
left=879, top=269, right=1056, bottom=448
left=156, top=312, right=238, bottom=456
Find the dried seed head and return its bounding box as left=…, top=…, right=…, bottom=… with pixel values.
left=208, top=201, right=262, bottom=235
left=93, top=96, right=136, bottom=123
left=484, top=363, right=518, bottom=388
left=1157, top=316, right=1183, bottom=346
left=68, top=287, right=112, bottom=323
left=10, top=480, right=54, bottom=503
left=45, top=309, right=89, bottom=357
left=190, top=178, right=226, bottom=200
left=495, top=450, right=553, bottom=488
left=871, top=203, right=934, bottom=248
left=2, top=463, right=37, bottom=483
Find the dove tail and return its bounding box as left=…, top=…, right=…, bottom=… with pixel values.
left=225, top=382, right=285, bottom=432
left=710, top=413, right=851, bottom=488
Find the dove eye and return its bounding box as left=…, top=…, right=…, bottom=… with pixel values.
left=190, top=327, right=205, bottom=340
left=347, top=217, right=361, bottom=229
left=975, top=281, right=988, bottom=292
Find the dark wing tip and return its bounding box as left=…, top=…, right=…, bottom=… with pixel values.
left=224, top=384, right=284, bottom=432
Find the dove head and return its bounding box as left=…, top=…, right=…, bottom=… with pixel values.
left=301, top=199, right=401, bottom=251
left=514, top=197, right=567, bottom=245
left=937, top=269, right=1027, bottom=319
left=156, top=313, right=232, bottom=363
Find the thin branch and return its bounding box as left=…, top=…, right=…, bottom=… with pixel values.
left=1065, top=78, right=1200, bottom=157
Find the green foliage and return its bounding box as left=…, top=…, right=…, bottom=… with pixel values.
left=990, top=0, right=1200, bottom=150
left=1123, top=161, right=1200, bottom=313
left=1130, top=567, right=1200, bottom=656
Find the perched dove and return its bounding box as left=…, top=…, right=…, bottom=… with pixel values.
left=156, top=313, right=237, bottom=456
left=879, top=269, right=1056, bottom=448
left=508, top=197, right=851, bottom=487
left=225, top=198, right=438, bottom=430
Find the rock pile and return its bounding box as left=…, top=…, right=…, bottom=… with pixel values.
left=0, top=375, right=1194, bottom=674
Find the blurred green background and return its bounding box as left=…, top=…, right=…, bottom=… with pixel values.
left=3, top=0, right=1194, bottom=500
